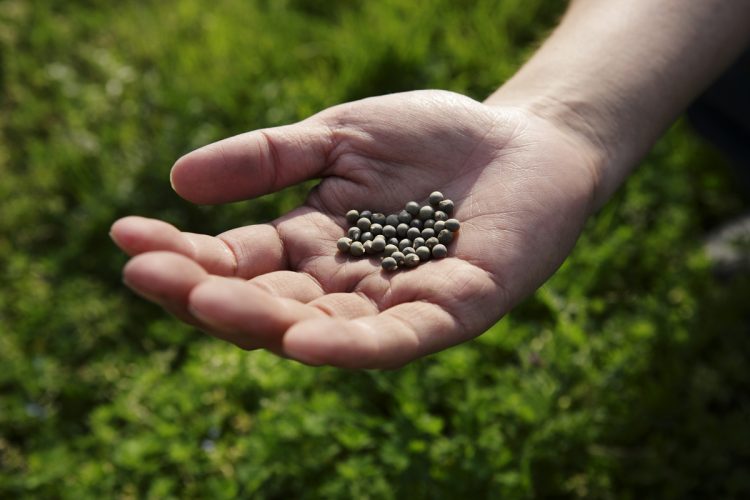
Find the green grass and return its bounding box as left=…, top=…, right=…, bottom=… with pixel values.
left=1, top=0, right=749, bottom=498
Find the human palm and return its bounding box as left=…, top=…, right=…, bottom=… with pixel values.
left=112, top=90, right=598, bottom=368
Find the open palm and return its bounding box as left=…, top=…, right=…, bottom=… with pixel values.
left=112, top=90, right=598, bottom=368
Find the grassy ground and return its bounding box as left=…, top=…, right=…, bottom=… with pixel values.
left=1, top=0, right=749, bottom=498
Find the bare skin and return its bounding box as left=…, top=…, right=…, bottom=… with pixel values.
left=111, top=0, right=750, bottom=368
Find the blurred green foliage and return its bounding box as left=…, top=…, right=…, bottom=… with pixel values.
left=1, top=0, right=749, bottom=498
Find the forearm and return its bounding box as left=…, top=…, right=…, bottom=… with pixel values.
left=486, top=0, right=750, bottom=208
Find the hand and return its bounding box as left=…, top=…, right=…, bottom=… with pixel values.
left=111, top=90, right=600, bottom=368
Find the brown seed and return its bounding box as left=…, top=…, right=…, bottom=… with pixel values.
left=405, top=201, right=420, bottom=216
left=425, top=237, right=439, bottom=248
left=418, top=205, right=434, bottom=221
left=403, top=247, right=416, bottom=255
left=398, top=239, right=411, bottom=251
left=407, top=227, right=421, bottom=240
left=372, top=213, right=387, bottom=225
left=346, top=210, right=360, bottom=225
left=421, top=228, right=435, bottom=239
left=397, top=223, right=409, bottom=238
left=385, top=214, right=400, bottom=226
left=350, top=241, right=365, bottom=256
left=437, top=229, right=454, bottom=245
left=371, top=238, right=386, bottom=253
left=348, top=227, right=361, bottom=240
left=391, top=251, right=405, bottom=265
left=383, top=244, right=398, bottom=257
left=404, top=253, right=420, bottom=267
left=383, top=225, right=397, bottom=238
left=438, top=199, right=454, bottom=214
left=357, top=217, right=371, bottom=231
left=445, top=218, right=460, bottom=232
left=433, top=220, right=446, bottom=232
left=434, top=210, right=447, bottom=221
left=381, top=257, right=398, bottom=271
left=429, top=191, right=444, bottom=206
left=416, top=246, right=431, bottom=261
left=431, top=244, right=448, bottom=258
left=337, top=237, right=352, bottom=253
left=370, top=223, right=383, bottom=235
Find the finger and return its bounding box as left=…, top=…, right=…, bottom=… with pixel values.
left=111, top=216, right=287, bottom=278
left=170, top=119, right=334, bottom=204
left=282, top=301, right=460, bottom=369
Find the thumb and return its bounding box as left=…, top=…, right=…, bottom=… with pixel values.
left=170, top=117, right=335, bottom=204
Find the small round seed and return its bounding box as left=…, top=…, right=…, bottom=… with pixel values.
left=398, top=239, right=411, bottom=251
left=406, top=227, right=421, bottom=240
left=423, top=219, right=435, bottom=229
left=421, top=227, right=435, bottom=239
left=432, top=244, right=448, bottom=258
left=345, top=210, right=360, bottom=225
left=433, top=220, right=446, bottom=232
left=337, top=237, right=352, bottom=253
left=391, top=251, right=405, bottom=265
left=360, top=210, right=372, bottom=220
left=360, top=232, right=373, bottom=242
left=437, top=229, right=454, bottom=244
left=350, top=241, right=365, bottom=256
left=363, top=240, right=374, bottom=254
left=418, top=205, right=434, bottom=221
left=434, top=210, right=447, bottom=221
left=381, top=257, right=398, bottom=271
left=383, top=244, right=398, bottom=257
left=348, top=227, right=361, bottom=240
left=383, top=225, right=397, bottom=238
left=372, top=213, right=387, bottom=225
left=385, top=214, right=400, bottom=226
left=429, top=191, right=444, bottom=206
left=398, top=210, right=412, bottom=224
left=413, top=237, right=425, bottom=248
left=416, top=246, right=431, bottom=261
left=405, top=201, right=420, bottom=215
left=388, top=237, right=400, bottom=246
left=404, top=253, right=420, bottom=267
left=370, top=223, right=383, bottom=236
left=445, top=218, right=460, bottom=232
left=409, top=218, right=423, bottom=229
left=371, top=238, right=386, bottom=253
left=357, top=217, right=371, bottom=231
left=438, top=199, right=454, bottom=214
left=425, top=236, right=439, bottom=248
left=396, top=223, right=409, bottom=238
left=403, top=247, right=416, bottom=255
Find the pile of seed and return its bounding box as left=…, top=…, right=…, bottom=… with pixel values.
left=336, top=191, right=460, bottom=271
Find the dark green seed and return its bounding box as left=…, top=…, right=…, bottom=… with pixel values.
left=403, top=247, right=416, bottom=255
left=345, top=210, right=360, bottom=225
left=416, top=246, right=431, bottom=261
left=364, top=240, right=375, bottom=254
left=385, top=214, right=400, bottom=226
left=370, top=223, right=383, bottom=235
left=391, top=251, right=405, bottom=265
left=405, top=201, right=420, bottom=215
left=409, top=219, right=423, bottom=229
left=337, top=237, right=352, bottom=253
left=433, top=220, right=446, bottom=232
left=445, top=218, right=460, bottom=231
left=429, top=191, right=444, bottom=206
left=372, top=213, right=387, bottom=225
left=388, top=237, right=400, bottom=246
left=356, top=217, right=371, bottom=231
left=418, top=205, right=434, bottom=220
left=434, top=210, right=447, bottom=221
left=398, top=239, right=411, bottom=251
left=360, top=210, right=372, bottom=220
left=348, top=227, right=361, bottom=240
left=398, top=210, right=412, bottom=224
left=406, top=227, right=421, bottom=240
left=381, top=257, right=398, bottom=271
left=438, top=199, right=454, bottom=214
left=423, top=219, right=435, bottom=229
left=413, top=237, right=425, bottom=248
left=421, top=228, right=435, bottom=239
left=371, top=238, right=386, bottom=252
left=384, top=244, right=398, bottom=257
left=437, top=229, right=453, bottom=244
left=404, top=253, right=420, bottom=267
left=383, top=225, right=397, bottom=238
left=361, top=232, right=373, bottom=242
left=350, top=241, right=365, bottom=256
left=396, top=223, right=409, bottom=238
left=432, top=244, right=448, bottom=258
left=425, top=237, right=439, bottom=248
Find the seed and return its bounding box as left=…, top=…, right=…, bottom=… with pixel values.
left=416, top=246, right=431, bottom=261
left=432, top=244, right=448, bottom=258
left=370, top=223, right=383, bottom=236
left=433, top=220, right=446, bottom=232
left=445, top=218, right=460, bottom=231
left=421, top=227, right=435, bottom=239
left=418, top=205, right=434, bottom=221
left=385, top=214, right=400, bottom=226
left=398, top=210, right=412, bottom=224
left=360, top=210, right=372, bottom=220
left=396, top=223, right=409, bottom=238
left=372, top=213, right=387, bottom=225
left=348, top=227, right=361, bottom=240
left=409, top=218, right=423, bottom=229
left=438, top=199, right=454, bottom=214
left=383, top=225, right=397, bottom=238
left=363, top=240, right=374, bottom=254
left=437, top=229, right=453, bottom=244
left=360, top=231, right=373, bottom=242
left=423, top=218, right=435, bottom=229
left=391, top=251, right=405, bottom=265
left=429, top=191, right=444, bottom=206
left=381, top=257, right=398, bottom=271
left=413, top=237, right=425, bottom=248
left=403, top=247, right=416, bottom=255
left=406, top=227, right=421, bottom=240
left=345, top=210, right=360, bottom=225
left=388, top=237, right=400, bottom=246
left=350, top=241, right=365, bottom=256
left=404, top=253, right=420, bottom=267
left=405, top=201, right=420, bottom=215
left=425, top=236, right=439, bottom=248
left=383, top=244, right=398, bottom=257
left=357, top=217, right=371, bottom=231
left=398, top=239, right=411, bottom=251
left=337, top=237, right=352, bottom=253
left=434, top=210, right=447, bottom=221
left=371, top=238, right=386, bottom=252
